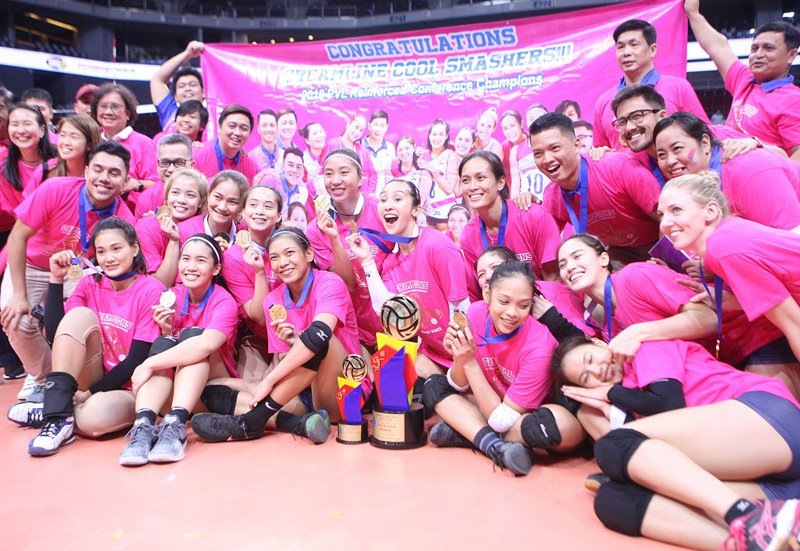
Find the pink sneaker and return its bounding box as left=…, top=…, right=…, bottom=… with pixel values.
left=725, top=499, right=800, bottom=551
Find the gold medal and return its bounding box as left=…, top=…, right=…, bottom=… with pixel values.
left=66, top=261, right=83, bottom=283
left=156, top=205, right=170, bottom=219
left=453, top=310, right=468, bottom=330
left=236, top=230, right=252, bottom=247
left=314, top=195, right=332, bottom=218
left=159, top=289, right=177, bottom=308
left=268, top=304, right=287, bottom=322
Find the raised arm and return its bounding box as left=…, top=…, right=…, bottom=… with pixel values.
left=150, top=41, right=205, bottom=106
left=685, top=0, right=738, bottom=80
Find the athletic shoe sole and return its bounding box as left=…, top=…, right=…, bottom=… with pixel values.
left=148, top=441, right=187, bottom=463
left=584, top=473, right=611, bottom=493
left=28, top=435, right=75, bottom=457
left=119, top=454, right=151, bottom=467
left=7, top=402, right=44, bottom=428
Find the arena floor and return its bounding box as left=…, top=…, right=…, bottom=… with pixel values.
left=0, top=380, right=680, bottom=550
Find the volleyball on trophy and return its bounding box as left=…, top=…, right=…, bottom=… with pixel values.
left=380, top=295, right=421, bottom=341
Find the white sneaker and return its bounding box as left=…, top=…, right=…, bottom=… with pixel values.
left=17, top=374, right=36, bottom=400
left=7, top=401, right=44, bottom=427
left=28, top=416, right=75, bottom=456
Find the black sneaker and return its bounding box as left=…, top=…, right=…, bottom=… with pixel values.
left=429, top=421, right=474, bottom=449
left=486, top=441, right=532, bottom=476
left=2, top=363, right=25, bottom=380
left=191, top=413, right=263, bottom=443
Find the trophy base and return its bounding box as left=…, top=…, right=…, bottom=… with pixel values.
left=370, top=403, right=427, bottom=449
left=336, top=421, right=369, bottom=445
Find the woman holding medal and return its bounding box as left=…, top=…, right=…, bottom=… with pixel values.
left=306, top=148, right=391, bottom=351
left=458, top=151, right=561, bottom=297
left=551, top=333, right=800, bottom=550
left=178, top=169, right=247, bottom=252
left=10, top=217, right=163, bottom=456
left=347, top=178, right=469, bottom=378
left=217, top=184, right=282, bottom=379
left=136, top=168, right=207, bottom=286
left=557, top=233, right=793, bottom=398
left=424, top=261, right=585, bottom=476
left=118, top=233, right=238, bottom=465
left=190, top=226, right=358, bottom=443
left=658, top=172, right=800, bottom=397
left=418, top=120, right=459, bottom=230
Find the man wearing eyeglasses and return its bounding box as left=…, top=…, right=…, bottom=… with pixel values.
left=593, top=19, right=708, bottom=151
left=134, top=134, right=195, bottom=218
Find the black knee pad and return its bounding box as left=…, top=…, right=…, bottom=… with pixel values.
left=594, top=481, right=654, bottom=537
left=422, top=374, right=457, bottom=419
left=298, top=321, right=332, bottom=372
left=520, top=407, right=563, bottom=450
left=149, top=335, right=178, bottom=357
left=178, top=326, right=204, bottom=342
left=201, top=385, right=239, bottom=415
left=594, top=428, right=649, bottom=484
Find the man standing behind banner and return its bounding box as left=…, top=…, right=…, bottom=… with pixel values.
left=593, top=19, right=708, bottom=150
left=685, top=0, right=800, bottom=161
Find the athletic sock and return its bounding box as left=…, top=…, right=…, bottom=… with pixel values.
left=473, top=426, right=503, bottom=457
left=200, top=385, right=239, bottom=415
left=275, top=410, right=303, bottom=434
left=167, top=407, right=189, bottom=425
left=135, top=408, right=157, bottom=425
left=724, top=499, right=757, bottom=525
left=242, top=394, right=283, bottom=433
left=41, top=372, right=78, bottom=419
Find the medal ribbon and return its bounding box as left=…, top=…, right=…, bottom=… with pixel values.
left=358, top=227, right=416, bottom=254
left=284, top=270, right=314, bottom=309
left=561, top=157, right=590, bottom=234
left=214, top=139, right=240, bottom=172
left=182, top=283, right=215, bottom=316
left=479, top=199, right=508, bottom=250
left=478, top=318, right=521, bottom=346
left=699, top=261, right=724, bottom=358
left=79, top=185, right=118, bottom=252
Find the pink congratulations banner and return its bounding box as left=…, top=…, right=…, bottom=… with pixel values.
left=201, top=0, right=687, bottom=148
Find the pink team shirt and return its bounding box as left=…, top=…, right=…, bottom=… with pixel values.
left=135, top=215, right=170, bottom=274
left=380, top=227, right=468, bottom=367
left=306, top=196, right=389, bottom=347
left=537, top=280, right=593, bottom=335
left=169, top=283, right=239, bottom=377
left=222, top=243, right=279, bottom=341
left=705, top=217, right=800, bottom=322
left=467, top=301, right=558, bottom=409
left=594, top=73, right=709, bottom=150
left=135, top=181, right=165, bottom=219
left=725, top=61, right=800, bottom=156
left=113, top=130, right=159, bottom=183
left=623, top=340, right=799, bottom=408
left=192, top=140, right=259, bottom=182
left=543, top=153, right=661, bottom=247
left=460, top=199, right=560, bottom=283
left=264, top=269, right=360, bottom=355
left=0, top=160, right=46, bottom=232
left=15, top=177, right=135, bottom=270
left=177, top=214, right=237, bottom=245
left=66, top=274, right=163, bottom=375
left=717, top=149, right=800, bottom=230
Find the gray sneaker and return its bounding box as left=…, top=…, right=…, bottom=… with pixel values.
left=148, top=415, right=187, bottom=463
left=26, top=384, right=46, bottom=403
left=119, top=418, right=158, bottom=467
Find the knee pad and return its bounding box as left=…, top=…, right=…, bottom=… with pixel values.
left=594, top=428, right=649, bottom=484
left=298, top=321, right=332, bottom=372
left=422, top=374, right=457, bottom=418
left=149, top=335, right=178, bottom=357
left=594, top=481, right=654, bottom=537
left=520, top=407, right=563, bottom=450
left=200, top=385, right=239, bottom=415
left=178, top=326, right=204, bottom=342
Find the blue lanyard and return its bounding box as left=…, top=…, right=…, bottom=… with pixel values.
left=214, top=139, right=240, bottom=172
left=699, top=261, right=724, bottom=358
left=182, top=283, right=215, bottom=316
left=284, top=270, right=314, bottom=309
left=709, top=146, right=723, bottom=188
left=358, top=227, right=416, bottom=255
left=78, top=185, right=117, bottom=252
left=478, top=318, right=521, bottom=346
left=479, top=200, right=508, bottom=250
left=260, top=145, right=277, bottom=168
left=648, top=156, right=666, bottom=189
left=561, top=157, right=589, bottom=233
left=281, top=175, right=301, bottom=205
left=584, top=275, right=614, bottom=340
left=106, top=270, right=137, bottom=282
